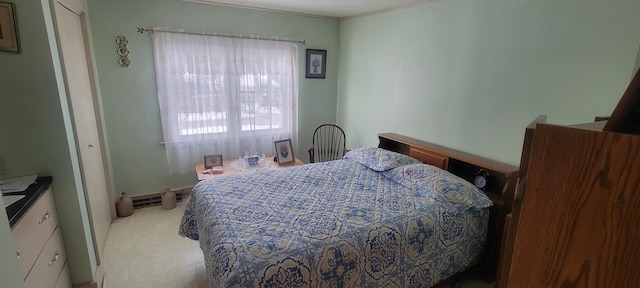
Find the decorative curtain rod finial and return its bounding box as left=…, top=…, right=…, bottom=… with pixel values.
left=137, top=27, right=145, bottom=34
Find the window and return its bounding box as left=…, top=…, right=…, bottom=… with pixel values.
left=152, top=31, right=298, bottom=174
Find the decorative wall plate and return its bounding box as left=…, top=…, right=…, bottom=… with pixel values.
left=116, top=35, right=130, bottom=67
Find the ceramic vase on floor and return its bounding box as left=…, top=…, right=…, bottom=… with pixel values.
left=161, top=188, right=176, bottom=210
left=116, top=192, right=134, bottom=217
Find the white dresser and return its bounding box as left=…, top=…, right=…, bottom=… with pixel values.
left=11, top=187, right=71, bottom=288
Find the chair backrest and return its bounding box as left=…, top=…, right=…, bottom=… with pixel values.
left=310, top=124, right=347, bottom=163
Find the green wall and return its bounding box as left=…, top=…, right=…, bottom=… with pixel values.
left=634, top=45, right=640, bottom=74
left=338, top=0, right=640, bottom=165
left=0, top=0, right=98, bottom=284
left=86, top=0, right=340, bottom=197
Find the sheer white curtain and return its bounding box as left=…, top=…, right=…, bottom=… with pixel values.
left=152, top=31, right=298, bottom=174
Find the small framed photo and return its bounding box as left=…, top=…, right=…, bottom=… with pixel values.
left=306, top=49, right=326, bottom=79
left=204, top=154, right=223, bottom=169
left=274, top=139, right=295, bottom=165
left=0, top=2, right=20, bottom=53
left=247, top=156, right=259, bottom=167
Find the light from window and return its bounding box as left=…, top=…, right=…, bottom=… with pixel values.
left=152, top=31, right=298, bottom=174
left=175, top=73, right=284, bottom=136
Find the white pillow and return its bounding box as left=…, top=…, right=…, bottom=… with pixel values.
left=383, top=163, right=493, bottom=208
left=343, top=147, right=421, bottom=171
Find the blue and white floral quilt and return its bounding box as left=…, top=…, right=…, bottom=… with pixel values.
left=179, top=148, right=491, bottom=288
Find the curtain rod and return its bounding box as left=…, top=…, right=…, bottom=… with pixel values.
left=136, top=27, right=306, bottom=45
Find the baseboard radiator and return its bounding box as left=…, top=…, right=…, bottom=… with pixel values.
left=129, top=187, right=193, bottom=209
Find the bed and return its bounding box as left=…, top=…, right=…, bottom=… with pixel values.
left=179, top=133, right=518, bottom=287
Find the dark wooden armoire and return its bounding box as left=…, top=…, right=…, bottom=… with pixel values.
left=497, top=69, right=640, bottom=287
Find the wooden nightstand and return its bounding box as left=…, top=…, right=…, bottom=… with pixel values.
left=195, top=156, right=303, bottom=181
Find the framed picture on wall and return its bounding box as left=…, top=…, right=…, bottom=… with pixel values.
left=306, top=49, right=326, bottom=79
left=274, top=139, right=295, bottom=165
left=0, top=2, right=20, bottom=53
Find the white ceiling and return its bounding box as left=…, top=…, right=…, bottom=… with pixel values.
left=185, top=0, right=435, bottom=19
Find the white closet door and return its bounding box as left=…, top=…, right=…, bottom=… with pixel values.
left=54, top=0, right=111, bottom=264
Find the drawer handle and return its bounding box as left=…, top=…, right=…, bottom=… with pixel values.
left=49, top=251, right=60, bottom=266
left=16, top=249, right=21, bottom=259
left=39, top=212, right=50, bottom=224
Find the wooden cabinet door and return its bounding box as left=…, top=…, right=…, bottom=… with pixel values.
left=507, top=124, right=640, bottom=287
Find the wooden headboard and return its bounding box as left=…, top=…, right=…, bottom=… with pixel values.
left=378, top=133, right=518, bottom=282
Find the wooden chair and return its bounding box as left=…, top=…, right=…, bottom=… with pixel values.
left=308, top=124, right=348, bottom=163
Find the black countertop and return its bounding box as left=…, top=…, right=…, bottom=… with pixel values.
left=4, top=176, right=53, bottom=228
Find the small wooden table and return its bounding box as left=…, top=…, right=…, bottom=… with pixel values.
left=195, top=156, right=304, bottom=181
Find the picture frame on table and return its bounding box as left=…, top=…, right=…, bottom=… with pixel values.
left=306, top=49, right=326, bottom=79
left=0, top=2, right=20, bottom=53
left=204, top=154, right=223, bottom=169
left=274, top=139, right=295, bottom=165
left=246, top=156, right=259, bottom=167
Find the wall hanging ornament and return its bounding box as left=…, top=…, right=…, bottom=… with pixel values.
left=116, top=35, right=130, bottom=67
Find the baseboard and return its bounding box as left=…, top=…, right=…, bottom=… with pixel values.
left=129, top=186, right=193, bottom=209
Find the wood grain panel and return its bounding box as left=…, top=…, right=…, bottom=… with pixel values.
left=496, top=115, right=546, bottom=288
left=508, top=124, right=640, bottom=287
left=409, top=147, right=448, bottom=169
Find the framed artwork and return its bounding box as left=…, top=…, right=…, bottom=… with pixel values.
left=274, top=139, right=295, bottom=165
left=306, top=49, right=326, bottom=79
left=204, top=154, right=223, bottom=169
left=0, top=2, right=19, bottom=53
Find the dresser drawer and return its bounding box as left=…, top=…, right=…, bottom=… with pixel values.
left=53, top=262, right=71, bottom=288
left=24, top=227, right=66, bottom=288
left=12, top=188, right=58, bottom=280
